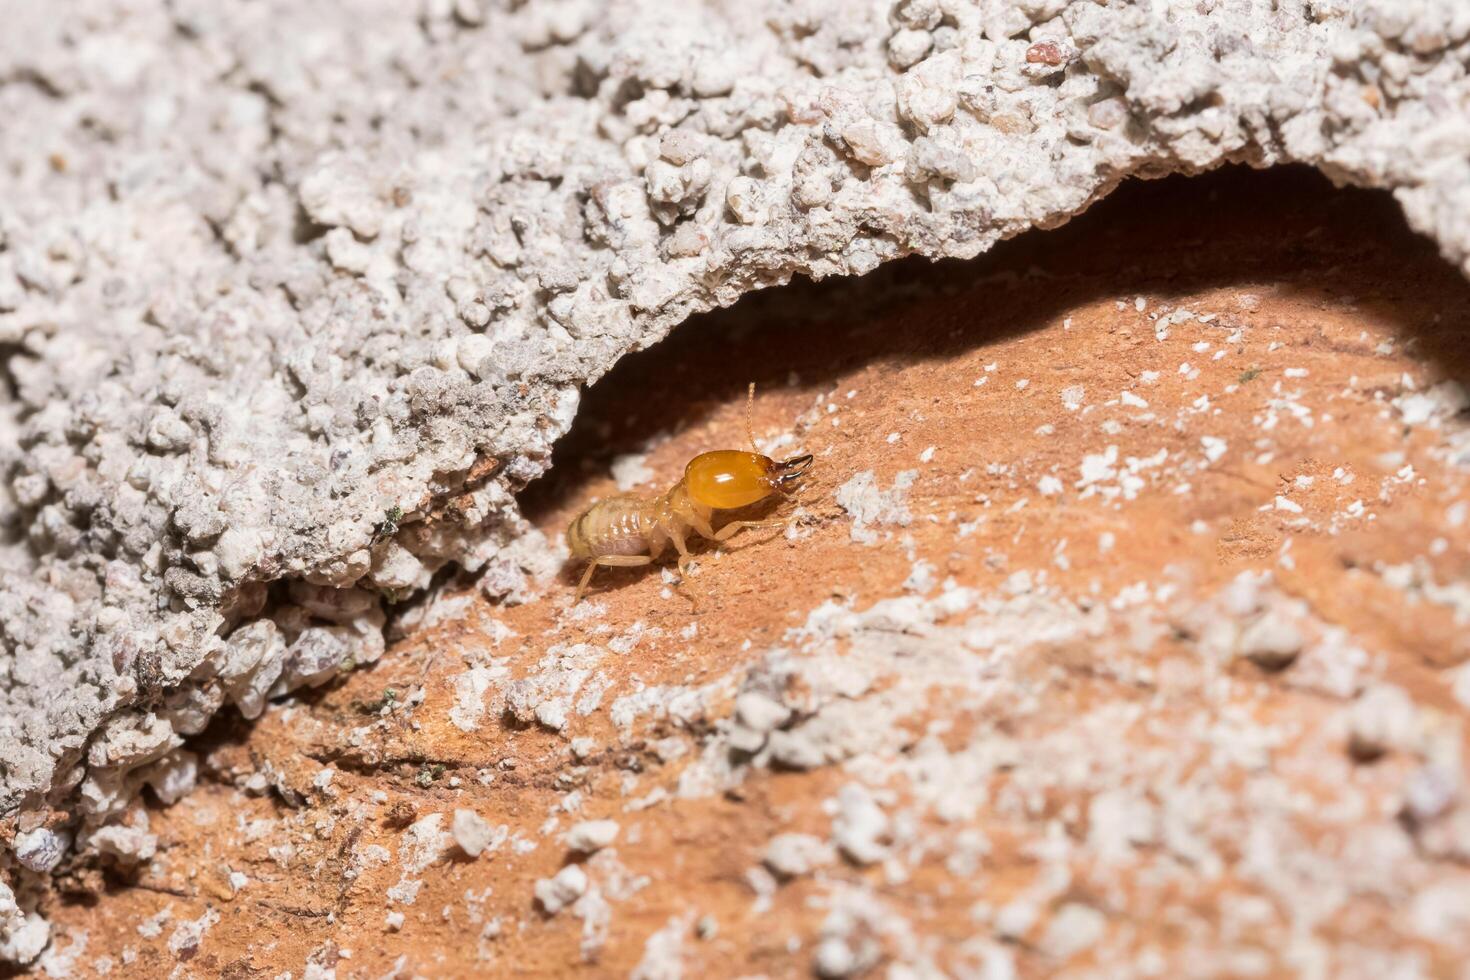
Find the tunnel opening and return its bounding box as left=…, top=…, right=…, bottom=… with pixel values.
left=522, top=163, right=1469, bottom=539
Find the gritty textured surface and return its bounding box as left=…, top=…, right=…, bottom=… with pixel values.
left=12, top=170, right=1470, bottom=978
left=4, top=0, right=1470, bottom=965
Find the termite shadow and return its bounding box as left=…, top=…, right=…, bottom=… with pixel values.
left=521, top=163, right=1470, bottom=589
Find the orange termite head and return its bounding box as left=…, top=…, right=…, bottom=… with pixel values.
left=684, top=450, right=813, bottom=511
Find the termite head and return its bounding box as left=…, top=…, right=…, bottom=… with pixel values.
left=684, top=382, right=813, bottom=510
left=684, top=450, right=813, bottom=510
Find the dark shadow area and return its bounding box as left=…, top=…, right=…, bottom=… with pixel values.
left=522, top=164, right=1470, bottom=527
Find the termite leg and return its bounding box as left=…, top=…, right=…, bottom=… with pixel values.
left=662, top=526, right=706, bottom=613
left=667, top=527, right=694, bottom=579
left=575, top=555, right=654, bottom=603
left=714, top=518, right=789, bottom=543
left=683, top=513, right=717, bottom=542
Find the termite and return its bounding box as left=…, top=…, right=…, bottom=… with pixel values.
left=566, top=384, right=813, bottom=603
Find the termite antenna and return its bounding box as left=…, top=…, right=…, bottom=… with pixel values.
left=746, top=382, right=758, bottom=453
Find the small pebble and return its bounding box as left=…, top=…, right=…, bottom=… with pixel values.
left=762, top=833, right=834, bottom=879
left=1348, top=685, right=1420, bottom=761
left=566, top=820, right=620, bottom=853
left=452, top=809, right=494, bottom=857
left=534, top=864, right=588, bottom=916
left=1236, top=611, right=1303, bottom=670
